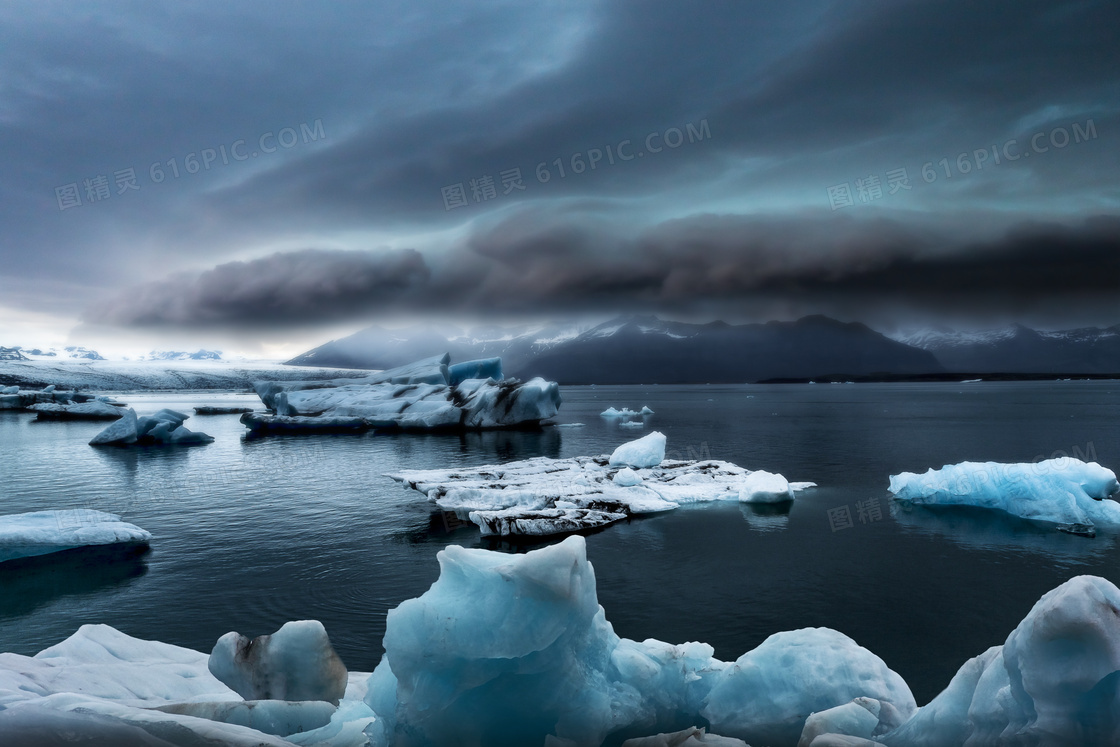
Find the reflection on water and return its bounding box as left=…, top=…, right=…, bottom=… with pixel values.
left=0, top=545, right=149, bottom=620
left=740, top=501, right=792, bottom=532
left=890, top=500, right=1116, bottom=563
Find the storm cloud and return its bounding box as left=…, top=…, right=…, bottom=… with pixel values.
left=87, top=248, right=430, bottom=327
left=84, top=212, right=1120, bottom=329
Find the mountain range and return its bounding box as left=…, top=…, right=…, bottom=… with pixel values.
left=892, top=325, right=1120, bottom=375
left=285, top=315, right=935, bottom=383
left=287, top=315, right=1120, bottom=383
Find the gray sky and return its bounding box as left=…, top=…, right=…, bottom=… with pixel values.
left=3, top=0, right=1118, bottom=356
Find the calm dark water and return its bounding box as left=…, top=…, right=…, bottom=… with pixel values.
left=1, top=382, right=1118, bottom=703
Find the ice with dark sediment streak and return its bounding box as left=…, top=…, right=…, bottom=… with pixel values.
left=208, top=621, right=348, bottom=706
left=244, top=354, right=561, bottom=433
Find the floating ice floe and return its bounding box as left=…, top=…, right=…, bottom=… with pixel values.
left=242, top=353, right=561, bottom=433
left=29, top=399, right=124, bottom=420
left=89, top=408, right=215, bottom=446
left=0, top=509, right=151, bottom=563
left=601, top=405, right=655, bottom=419
left=388, top=433, right=813, bottom=537
left=889, top=458, right=1120, bottom=534
left=739, top=470, right=816, bottom=503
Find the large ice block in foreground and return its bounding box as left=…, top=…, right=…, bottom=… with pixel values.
left=702, top=630, right=915, bottom=745
left=0, top=509, right=151, bottom=563
left=246, top=354, right=560, bottom=433
left=889, top=458, right=1120, bottom=532
left=881, top=575, right=1120, bottom=746
left=389, top=434, right=813, bottom=537
left=364, top=535, right=913, bottom=747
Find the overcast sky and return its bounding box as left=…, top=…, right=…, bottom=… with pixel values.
left=2, top=0, right=1118, bottom=356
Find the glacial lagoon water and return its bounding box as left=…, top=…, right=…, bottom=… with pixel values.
left=1, top=381, right=1118, bottom=704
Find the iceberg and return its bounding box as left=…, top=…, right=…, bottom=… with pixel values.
left=209, top=621, right=348, bottom=706
left=89, top=407, right=215, bottom=446
left=0, top=509, right=151, bottom=563
left=389, top=434, right=812, bottom=537
left=610, top=431, right=667, bottom=469
left=739, top=470, right=796, bottom=503
left=881, top=575, right=1120, bottom=746
left=601, top=405, right=654, bottom=419
left=245, top=354, right=560, bottom=433
left=888, top=458, right=1120, bottom=532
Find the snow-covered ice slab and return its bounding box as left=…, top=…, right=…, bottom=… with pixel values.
left=739, top=470, right=817, bottom=503
left=388, top=434, right=812, bottom=537
left=889, top=458, right=1120, bottom=533
left=0, top=510, right=151, bottom=563
left=246, top=354, right=561, bottom=433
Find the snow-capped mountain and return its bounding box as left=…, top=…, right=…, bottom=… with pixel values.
left=288, top=315, right=942, bottom=383
left=0, top=345, right=105, bottom=361
left=894, top=324, right=1120, bottom=373
left=143, top=349, right=223, bottom=361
